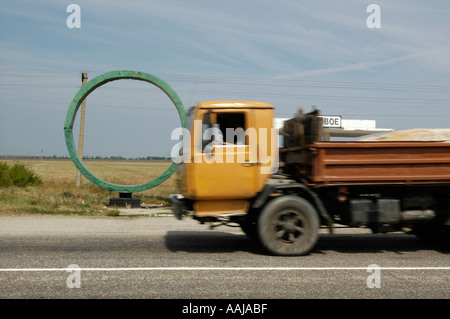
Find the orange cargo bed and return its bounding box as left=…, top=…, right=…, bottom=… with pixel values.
left=282, top=141, right=450, bottom=187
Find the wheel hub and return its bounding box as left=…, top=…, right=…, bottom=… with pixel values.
left=275, top=211, right=305, bottom=243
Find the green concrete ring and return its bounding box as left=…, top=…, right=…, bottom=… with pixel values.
left=64, top=70, right=186, bottom=193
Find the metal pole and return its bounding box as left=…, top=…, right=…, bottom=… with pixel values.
left=76, top=71, right=88, bottom=187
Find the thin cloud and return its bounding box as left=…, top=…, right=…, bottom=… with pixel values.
left=274, top=44, right=450, bottom=80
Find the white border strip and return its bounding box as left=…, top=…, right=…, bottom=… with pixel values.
left=1, top=267, right=449, bottom=272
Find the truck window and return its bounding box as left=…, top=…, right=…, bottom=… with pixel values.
left=216, top=113, right=246, bottom=145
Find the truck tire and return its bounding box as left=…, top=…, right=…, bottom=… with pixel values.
left=257, top=195, right=320, bottom=256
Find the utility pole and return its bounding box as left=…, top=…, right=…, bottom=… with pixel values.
left=76, top=71, right=88, bottom=187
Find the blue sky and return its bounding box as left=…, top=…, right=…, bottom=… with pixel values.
left=1, top=0, right=450, bottom=158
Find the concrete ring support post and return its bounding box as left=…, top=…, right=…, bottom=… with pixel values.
left=64, top=70, right=186, bottom=193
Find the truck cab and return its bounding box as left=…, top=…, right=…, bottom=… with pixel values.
left=174, top=101, right=277, bottom=218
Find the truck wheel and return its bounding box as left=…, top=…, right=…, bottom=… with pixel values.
left=257, top=195, right=320, bottom=256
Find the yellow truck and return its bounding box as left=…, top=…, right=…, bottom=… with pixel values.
left=171, top=101, right=450, bottom=256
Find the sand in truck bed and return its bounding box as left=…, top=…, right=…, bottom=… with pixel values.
left=361, top=128, right=450, bottom=142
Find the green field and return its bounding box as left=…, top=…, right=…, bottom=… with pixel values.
left=0, top=159, right=177, bottom=216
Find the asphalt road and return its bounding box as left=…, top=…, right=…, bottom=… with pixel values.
left=0, top=215, right=448, bottom=301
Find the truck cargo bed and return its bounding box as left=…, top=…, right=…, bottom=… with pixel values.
left=282, top=141, right=450, bottom=187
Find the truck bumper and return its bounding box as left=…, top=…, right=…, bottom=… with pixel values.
left=170, top=194, right=188, bottom=220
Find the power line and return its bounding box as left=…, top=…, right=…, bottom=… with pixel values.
left=1, top=68, right=450, bottom=92
left=2, top=84, right=449, bottom=104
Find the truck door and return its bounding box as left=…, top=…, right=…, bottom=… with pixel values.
left=192, top=109, right=258, bottom=199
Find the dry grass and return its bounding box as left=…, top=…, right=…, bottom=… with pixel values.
left=0, top=159, right=177, bottom=216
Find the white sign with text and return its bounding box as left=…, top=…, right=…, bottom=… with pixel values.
left=319, top=115, right=342, bottom=128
